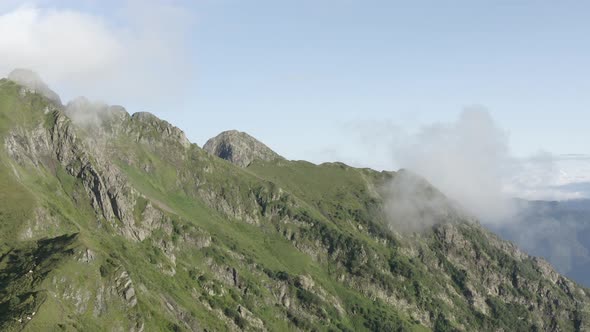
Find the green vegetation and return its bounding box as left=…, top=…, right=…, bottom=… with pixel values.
left=0, top=80, right=588, bottom=331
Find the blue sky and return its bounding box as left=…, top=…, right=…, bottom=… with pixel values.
left=1, top=0, right=589, bottom=170
left=184, top=1, right=590, bottom=164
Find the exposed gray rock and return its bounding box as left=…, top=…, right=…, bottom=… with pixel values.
left=295, top=275, right=314, bottom=290
left=130, top=112, right=191, bottom=149
left=19, top=207, right=64, bottom=240
left=56, top=276, right=92, bottom=315
left=203, top=130, right=283, bottom=167
left=237, top=305, right=265, bottom=331
left=93, top=286, right=106, bottom=317
left=115, top=269, right=137, bottom=308
left=4, top=108, right=177, bottom=242
left=183, top=231, right=211, bottom=249
left=79, top=249, right=96, bottom=263
left=162, top=297, right=201, bottom=332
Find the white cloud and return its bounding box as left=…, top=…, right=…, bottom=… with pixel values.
left=391, top=107, right=518, bottom=223
left=353, top=108, right=590, bottom=226
left=0, top=5, right=123, bottom=86
left=0, top=2, right=194, bottom=106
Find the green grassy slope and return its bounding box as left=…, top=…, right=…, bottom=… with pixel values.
left=0, top=78, right=588, bottom=331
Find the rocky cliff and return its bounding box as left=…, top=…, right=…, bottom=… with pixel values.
left=203, top=130, right=283, bottom=167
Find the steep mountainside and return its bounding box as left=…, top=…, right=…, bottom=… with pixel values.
left=0, top=76, right=589, bottom=331
left=493, top=199, right=590, bottom=287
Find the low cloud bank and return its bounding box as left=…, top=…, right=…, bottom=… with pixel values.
left=387, top=108, right=517, bottom=225
left=382, top=170, right=466, bottom=232
left=65, top=96, right=110, bottom=128
left=360, top=108, right=589, bottom=232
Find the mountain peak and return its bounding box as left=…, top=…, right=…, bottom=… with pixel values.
left=7, top=68, right=62, bottom=105
left=203, top=130, right=283, bottom=167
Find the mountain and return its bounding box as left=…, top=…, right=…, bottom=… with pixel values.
left=0, top=74, right=589, bottom=331
left=7, top=69, right=62, bottom=105
left=493, top=199, right=590, bottom=287
left=203, top=130, right=284, bottom=167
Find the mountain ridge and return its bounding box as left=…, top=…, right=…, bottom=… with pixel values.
left=0, top=74, right=589, bottom=331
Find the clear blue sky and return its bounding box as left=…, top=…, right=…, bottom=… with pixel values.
left=2, top=1, right=589, bottom=169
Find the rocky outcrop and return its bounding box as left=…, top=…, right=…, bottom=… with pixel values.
left=129, top=112, right=191, bottom=149
left=4, top=105, right=169, bottom=242
left=91, top=263, right=144, bottom=331
left=115, top=269, right=138, bottom=308
left=203, top=130, right=283, bottom=167
left=162, top=297, right=201, bottom=332
left=237, top=305, right=265, bottom=331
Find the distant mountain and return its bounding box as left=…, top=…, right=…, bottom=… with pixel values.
left=0, top=72, right=589, bottom=331
left=492, top=199, right=590, bottom=287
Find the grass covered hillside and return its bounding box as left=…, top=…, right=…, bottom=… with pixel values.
left=0, top=76, right=589, bottom=331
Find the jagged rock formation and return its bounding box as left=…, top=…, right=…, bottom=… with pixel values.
left=203, top=130, right=283, bottom=167
left=0, top=74, right=589, bottom=331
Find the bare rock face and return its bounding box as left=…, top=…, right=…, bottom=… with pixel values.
left=115, top=269, right=138, bottom=308
left=5, top=107, right=168, bottom=242
left=130, top=112, right=191, bottom=149
left=7, top=69, right=62, bottom=105
left=203, top=130, right=283, bottom=167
